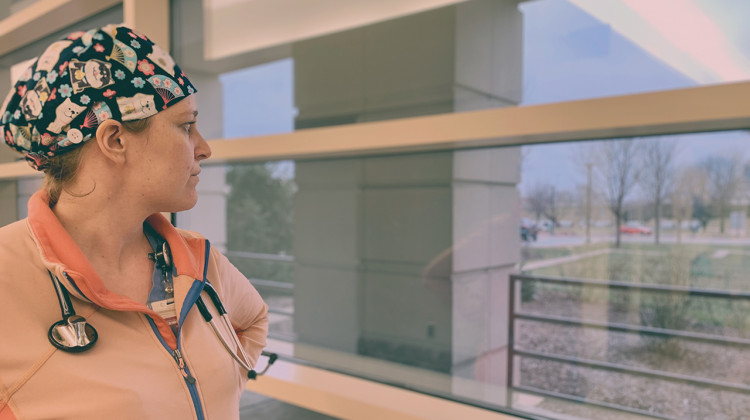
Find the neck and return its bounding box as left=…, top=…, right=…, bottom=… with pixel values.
left=52, top=188, right=153, bottom=272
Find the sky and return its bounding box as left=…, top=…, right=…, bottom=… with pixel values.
left=219, top=58, right=295, bottom=138
left=518, top=0, right=750, bottom=195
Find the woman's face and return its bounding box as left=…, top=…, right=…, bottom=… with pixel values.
left=126, top=95, right=211, bottom=213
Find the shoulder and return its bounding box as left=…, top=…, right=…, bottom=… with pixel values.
left=0, top=218, right=31, bottom=242
left=0, top=219, right=38, bottom=263
left=0, top=219, right=49, bottom=304
left=172, top=227, right=234, bottom=275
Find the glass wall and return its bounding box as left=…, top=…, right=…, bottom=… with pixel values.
left=195, top=128, right=750, bottom=419
left=516, top=130, right=750, bottom=419
left=167, top=0, right=750, bottom=418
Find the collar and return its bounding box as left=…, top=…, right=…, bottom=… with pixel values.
left=26, top=189, right=206, bottom=309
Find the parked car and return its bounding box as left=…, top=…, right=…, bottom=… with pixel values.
left=521, top=225, right=538, bottom=242
left=619, top=224, right=652, bottom=235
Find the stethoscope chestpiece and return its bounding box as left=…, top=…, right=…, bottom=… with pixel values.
left=48, top=314, right=98, bottom=353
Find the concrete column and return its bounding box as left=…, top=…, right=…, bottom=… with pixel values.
left=293, top=159, right=365, bottom=352
left=454, top=0, right=523, bottom=111
left=0, top=64, right=18, bottom=226
left=15, top=177, right=41, bottom=219
left=123, top=0, right=170, bottom=49
left=450, top=147, right=521, bottom=385
left=359, top=153, right=455, bottom=370
left=292, top=1, right=523, bottom=378
left=0, top=179, right=17, bottom=226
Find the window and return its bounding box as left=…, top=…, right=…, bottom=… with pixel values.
left=171, top=1, right=750, bottom=418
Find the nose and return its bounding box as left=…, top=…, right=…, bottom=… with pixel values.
left=194, top=127, right=212, bottom=161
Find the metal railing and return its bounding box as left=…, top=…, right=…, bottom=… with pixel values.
left=225, top=250, right=295, bottom=263
left=507, top=273, right=750, bottom=420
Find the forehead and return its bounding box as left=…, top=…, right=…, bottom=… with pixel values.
left=155, top=95, right=198, bottom=120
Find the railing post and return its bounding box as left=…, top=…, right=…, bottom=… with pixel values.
left=506, top=274, right=516, bottom=408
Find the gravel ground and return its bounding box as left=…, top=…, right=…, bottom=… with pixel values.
left=515, top=290, right=750, bottom=420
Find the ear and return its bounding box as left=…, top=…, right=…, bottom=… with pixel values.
left=95, top=119, right=126, bottom=165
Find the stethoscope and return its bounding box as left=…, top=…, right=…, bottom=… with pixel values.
left=47, top=242, right=276, bottom=379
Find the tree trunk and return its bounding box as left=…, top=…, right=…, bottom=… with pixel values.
left=654, top=196, right=661, bottom=245
left=615, top=213, right=622, bottom=248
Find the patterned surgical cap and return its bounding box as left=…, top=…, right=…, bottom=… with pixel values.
left=0, top=24, right=197, bottom=170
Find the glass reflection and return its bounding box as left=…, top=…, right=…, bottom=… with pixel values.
left=199, top=130, right=750, bottom=419
left=518, top=131, right=750, bottom=418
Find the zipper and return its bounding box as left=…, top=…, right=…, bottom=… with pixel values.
left=173, top=349, right=196, bottom=384
left=148, top=242, right=212, bottom=420
left=146, top=293, right=206, bottom=420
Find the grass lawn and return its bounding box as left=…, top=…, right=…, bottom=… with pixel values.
left=523, top=243, right=750, bottom=290
left=519, top=242, right=750, bottom=337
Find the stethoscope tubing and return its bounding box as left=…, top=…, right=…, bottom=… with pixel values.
left=47, top=272, right=275, bottom=378
left=50, top=271, right=75, bottom=319
left=196, top=282, right=255, bottom=373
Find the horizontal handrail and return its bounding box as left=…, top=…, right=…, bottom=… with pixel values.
left=513, top=273, right=750, bottom=299
left=515, top=311, right=750, bottom=347
left=268, top=307, right=294, bottom=316
left=226, top=250, right=295, bottom=263
left=249, top=278, right=295, bottom=290
left=267, top=332, right=297, bottom=342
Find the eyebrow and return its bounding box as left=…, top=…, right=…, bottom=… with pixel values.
left=180, top=110, right=198, bottom=119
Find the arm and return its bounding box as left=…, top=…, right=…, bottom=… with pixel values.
left=209, top=246, right=269, bottom=366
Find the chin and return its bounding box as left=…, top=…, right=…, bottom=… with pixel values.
left=162, top=193, right=199, bottom=214
left=176, top=198, right=199, bottom=213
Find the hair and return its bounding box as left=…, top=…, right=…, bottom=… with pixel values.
left=44, top=118, right=151, bottom=207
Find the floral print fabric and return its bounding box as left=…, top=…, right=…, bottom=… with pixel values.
left=0, top=24, right=197, bottom=170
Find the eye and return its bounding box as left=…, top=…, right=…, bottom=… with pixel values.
left=183, top=121, right=195, bottom=133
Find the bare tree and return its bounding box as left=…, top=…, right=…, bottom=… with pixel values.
left=525, top=183, right=565, bottom=234
left=589, top=139, right=642, bottom=247
left=525, top=183, right=550, bottom=223
left=639, top=138, right=677, bottom=245
left=585, top=161, right=593, bottom=244
left=571, top=148, right=597, bottom=244
left=700, top=155, right=741, bottom=234
left=543, top=186, right=559, bottom=234
left=672, top=166, right=708, bottom=243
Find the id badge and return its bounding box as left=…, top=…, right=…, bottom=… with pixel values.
left=149, top=298, right=178, bottom=326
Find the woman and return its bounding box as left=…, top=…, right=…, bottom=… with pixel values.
left=0, top=25, right=268, bottom=420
